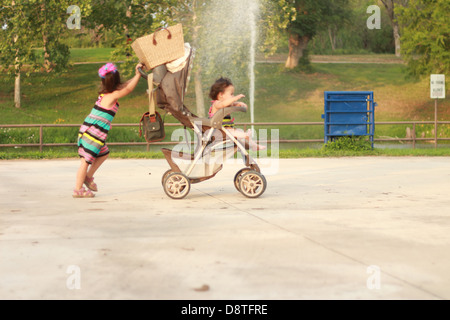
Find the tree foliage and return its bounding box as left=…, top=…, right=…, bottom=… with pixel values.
left=0, top=0, right=92, bottom=75
left=260, top=0, right=353, bottom=68
left=259, top=0, right=295, bottom=56
left=1, top=1, right=39, bottom=76
left=84, top=0, right=177, bottom=77
left=396, top=0, right=450, bottom=77
left=0, top=0, right=92, bottom=108
left=310, top=0, right=396, bottom=55
left=1, top=0, right=448, bottom=89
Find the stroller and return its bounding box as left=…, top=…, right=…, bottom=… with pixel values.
left=137, top=45, right=267, bottom=199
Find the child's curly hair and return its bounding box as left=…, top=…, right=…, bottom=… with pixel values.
left=209, top=77, right=233, bottom=100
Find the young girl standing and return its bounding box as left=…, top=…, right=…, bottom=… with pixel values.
left=73, top=62, right=143, bottom=198
left=209, top=77, right=265, bottom=151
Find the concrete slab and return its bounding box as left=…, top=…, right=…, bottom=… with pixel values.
left=0, top=157, right=449, bottom=300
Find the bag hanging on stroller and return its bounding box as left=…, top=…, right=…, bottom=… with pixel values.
left=139, top=73, right=165, bottom=143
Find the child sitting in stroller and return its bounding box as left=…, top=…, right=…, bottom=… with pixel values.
left=209, top=77, right=265, bottom=151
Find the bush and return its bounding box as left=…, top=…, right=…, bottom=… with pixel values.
left=321, top=136, right=372, bottom=152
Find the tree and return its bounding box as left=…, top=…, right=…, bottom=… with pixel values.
left=0, top=0, right=91, bottom=108
left=395, top=0, right=449, bottom=77
left=323, top=0, right=352, bottom=52
left=308, top=0, right=395, bottom=55
left=263, top=0, right=351, bottom=69
left=85, top=0, right=176, bottom=78
left=379, top=0, right=408, bottom=57
left=35, top=1, right=92, bottom=73
left=284, top=0, right=326, bottom=69
left=1, top=1, right=37, bottom=108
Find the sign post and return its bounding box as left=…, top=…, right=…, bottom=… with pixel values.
left=430, top=74, right=445, bottom=148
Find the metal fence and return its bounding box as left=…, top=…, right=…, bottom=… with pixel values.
left=1, top=121, right=450, bottom=152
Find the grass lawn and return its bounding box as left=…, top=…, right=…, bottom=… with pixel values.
left=70, top=48, right=116, bottom=63
left=33, top=47, right=115, bottom=63
left=1, top=48, right=449, bottom=158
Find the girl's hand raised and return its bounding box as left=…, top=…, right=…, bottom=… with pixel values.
left=135, top=63, right=144, bottom=75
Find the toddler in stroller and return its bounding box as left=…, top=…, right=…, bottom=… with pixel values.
left=138, top=44, right=267, bottom=199
left=208, top=77, right=266, bottom=152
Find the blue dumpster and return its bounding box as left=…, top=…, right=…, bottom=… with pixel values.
left=322, top=91, right=376, bottom=148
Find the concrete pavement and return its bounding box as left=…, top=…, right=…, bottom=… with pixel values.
left=0, top=157, right=449, bottom=300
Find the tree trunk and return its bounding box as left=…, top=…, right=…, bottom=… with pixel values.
left=285, top=33, right=309, bottom=69
left=194, top=70, right=205, bottom=117
left=14, top=71, right=21, bottom=109
left=328, top=27, right=336, bottom=51
left=14, top=33, right=20, bottom=109
left=393, top=22, right=401, bottom=57
left=40, top=2, right=51, bottom=72
left=43, top=34, right=52, bottom=72
left=381, top=0, right=402, bottom=57
left=191, top=1, right=205, bottom=117
left=123, top=5, right=132, bottom=38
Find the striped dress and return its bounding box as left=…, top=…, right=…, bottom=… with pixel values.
left=77, top=94, right=119, bottom=164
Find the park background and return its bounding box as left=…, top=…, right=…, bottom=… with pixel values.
left=0, top=0, right=449, bottom=159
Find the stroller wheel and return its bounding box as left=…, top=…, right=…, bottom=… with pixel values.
left=233, top=168, right=251, bottom=192
left=161, top=169, right=173, bottom=186
left=163, top=172, right=191, bottom=199
left=238, top=171, right=267, bottom=198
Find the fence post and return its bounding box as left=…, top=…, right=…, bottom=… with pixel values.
left=434, top=99, right=438, bottom=149
left=412, top=123, right=416, bottom=149
left=39, top=125, right=43, bottom=153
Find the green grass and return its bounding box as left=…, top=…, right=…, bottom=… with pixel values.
left=1, top=48, right=449, bottom=159
left=69, top=48, right=115, bottom=63
left=33, top=48, right=114, bottom=63
left=2, top=146, right=450, bottom=160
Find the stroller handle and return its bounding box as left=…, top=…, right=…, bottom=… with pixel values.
left=138, top=67, right=148, bottom=80
left=138, top=65, right=168, bottom=84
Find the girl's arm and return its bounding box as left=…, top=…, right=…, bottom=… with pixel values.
left=110, top=63, right=143, bottom=100
left=214, top=94, right=245, bottom=110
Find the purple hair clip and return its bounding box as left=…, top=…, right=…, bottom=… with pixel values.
left=98, top=63, right=118, bottom=78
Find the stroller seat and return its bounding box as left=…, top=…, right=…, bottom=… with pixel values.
left=138, top=45, right=267, bottom=199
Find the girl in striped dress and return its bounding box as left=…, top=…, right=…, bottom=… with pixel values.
left=73, top=62, right=143, bottom=198
left=209, top=77, right=266, bottom=151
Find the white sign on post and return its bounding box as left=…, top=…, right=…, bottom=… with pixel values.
left=430, top=74, right=445, bottom=99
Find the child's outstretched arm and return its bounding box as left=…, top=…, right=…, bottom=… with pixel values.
left=110, top=63, right=144, bottom=100
left=214, top=94, right=245, bottom=110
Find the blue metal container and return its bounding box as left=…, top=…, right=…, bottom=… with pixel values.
left=322, top=91, right=376, bottom=147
